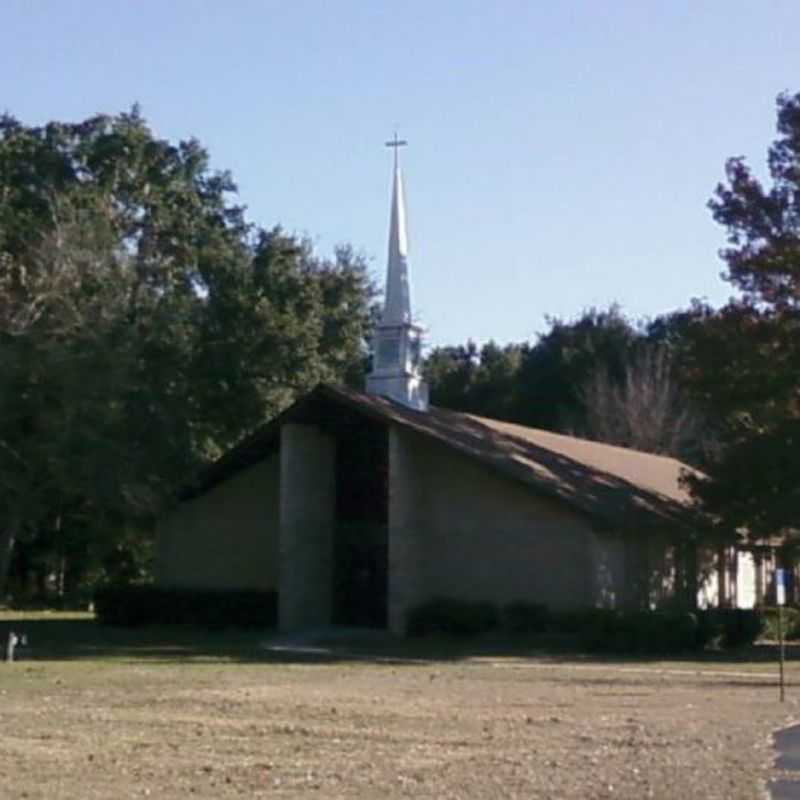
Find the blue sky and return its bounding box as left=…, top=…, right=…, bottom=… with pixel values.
left=2, top=1, right=798, bottom=346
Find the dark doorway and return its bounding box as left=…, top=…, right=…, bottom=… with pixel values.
left=332, top=417, right=389, bottom=628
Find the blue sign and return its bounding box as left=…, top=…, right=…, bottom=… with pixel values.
left=776, top=569, right=789, bottom=606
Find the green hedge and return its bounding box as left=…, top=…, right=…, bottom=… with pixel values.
left=94, top=585, right=278, bottom=629
left=503, top=602, right=549, bottom=634
left=406, top=597, right=764, bottom=652
left=581, top=609, right=706, bottom=653
left=555, top=608, right=763, bottom=652
left=406, top=597, right=500, bottom=636
left=758, top=607, right=800, bottom=641
left=695, top=608, right=765, bottom=649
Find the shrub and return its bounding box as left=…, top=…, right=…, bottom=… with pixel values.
left=560, top=608, right=763, bottom=653
left=503, top=602, right=549, bottom=634
left=547, top=608, right=702, bottom=654
left=758, top=607, right=800, bottom=641
left=696, top=609, right=764, bottom=649
left=723, top=609, right=764, bottom=647
left=626, top=610, right=700, bottom=654
left=94, top=585, right=278, bottom=629
left=545, top=608, right=613, bottom=647
left=406, top=597, right=499, bottom=636
left=404, top=596, right=764, bottom=652
left=546, top=609, right=599, bottom=635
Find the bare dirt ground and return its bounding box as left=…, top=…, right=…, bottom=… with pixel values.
left=0, top=615, right=797, bottom=799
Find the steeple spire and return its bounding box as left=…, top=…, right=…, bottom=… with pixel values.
left=366, top=135, right=429, bottom=411
left=383, top=134, right=410, bottom=325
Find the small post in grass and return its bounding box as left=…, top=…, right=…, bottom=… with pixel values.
left=5, top=631, right=19, bottom=663
left=4, top=631, right=27, bottom=663
left=776, top=568, right=787, bottom=703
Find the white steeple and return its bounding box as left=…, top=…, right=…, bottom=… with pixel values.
left=366, top=135, right=429, bottom=411
left=383, top=161, right=411, bottom=325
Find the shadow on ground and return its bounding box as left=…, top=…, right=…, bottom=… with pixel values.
left=2, top=615, right=800, bottom=672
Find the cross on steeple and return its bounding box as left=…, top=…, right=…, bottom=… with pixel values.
left=385, top=132, right=407, bottom=169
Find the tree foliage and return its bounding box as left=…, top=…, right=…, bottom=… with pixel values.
left=0, top=109, right=374, bottom=597
left=424, top=306, right=708, bottom=465
left=513, top=306, right=640, bottom=432
left=682, top=92, right=800, bottom=538
left=424, top=340, right=524, bottom=422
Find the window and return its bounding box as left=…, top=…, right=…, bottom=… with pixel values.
left=409, top=336, right=421, bottom=368
left=377, top=336, right=401, bottom=368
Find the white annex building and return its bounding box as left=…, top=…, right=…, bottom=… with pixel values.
left=157, top=139, right=773, bottom=632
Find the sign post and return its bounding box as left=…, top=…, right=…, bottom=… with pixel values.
left=776, top=568, right=788, bottom=703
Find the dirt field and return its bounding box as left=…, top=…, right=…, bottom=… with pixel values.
left=0, top=614, right=797, bottom=799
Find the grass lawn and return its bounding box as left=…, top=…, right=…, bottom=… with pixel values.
left=0, top=611, right=797, bottom=799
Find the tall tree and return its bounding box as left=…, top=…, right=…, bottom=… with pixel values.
left=424, top=342, right=480, bottom=410
left=579, top=344, right=705, bottom=461
left=424, top=308, right=642, bottom=432
left=424, top=340, right=524, bottom=421
left=0, top=110, right=374, bottom=596
left=684, top=92, right=800, bottom=538
left=512, top=306, right=639, bottom=431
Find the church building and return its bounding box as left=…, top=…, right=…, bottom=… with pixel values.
left=156, top=140, right=764, bottom=633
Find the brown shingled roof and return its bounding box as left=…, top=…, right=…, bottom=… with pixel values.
left=180, top=383, right=702, bottom=532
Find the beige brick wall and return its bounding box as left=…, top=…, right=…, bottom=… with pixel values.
left=388, top=427, right=596, bottom=632
left=587, top=533, right=627, bottom=608
left=156, top=453, right=280, bottom=591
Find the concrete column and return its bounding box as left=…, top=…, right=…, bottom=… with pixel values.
left=685, top=540, right=699, bottom=611
left=717, top=546, right=730, bottom=608
left=279, top=423, right=335, bottom=631
left=387, top=427, right=426, bottom=635
left=754, top=552, right=764, bottom=606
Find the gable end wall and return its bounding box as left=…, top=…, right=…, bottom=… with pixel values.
left=156, top=453, right=280, bottom=591
left=388, top=427, right=597, bottom=631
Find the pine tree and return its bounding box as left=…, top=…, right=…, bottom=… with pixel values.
left=685, top=92, right=800, bottom=538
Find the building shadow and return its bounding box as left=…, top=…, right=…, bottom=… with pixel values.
left=4, top=616, right=800, bottom=669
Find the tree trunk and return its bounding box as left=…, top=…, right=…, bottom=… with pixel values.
left=0, top=518, right=20, bottom=600
left=684, top=541, right=699, bottom=611
left=55, top=514, right=65, bottom=598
